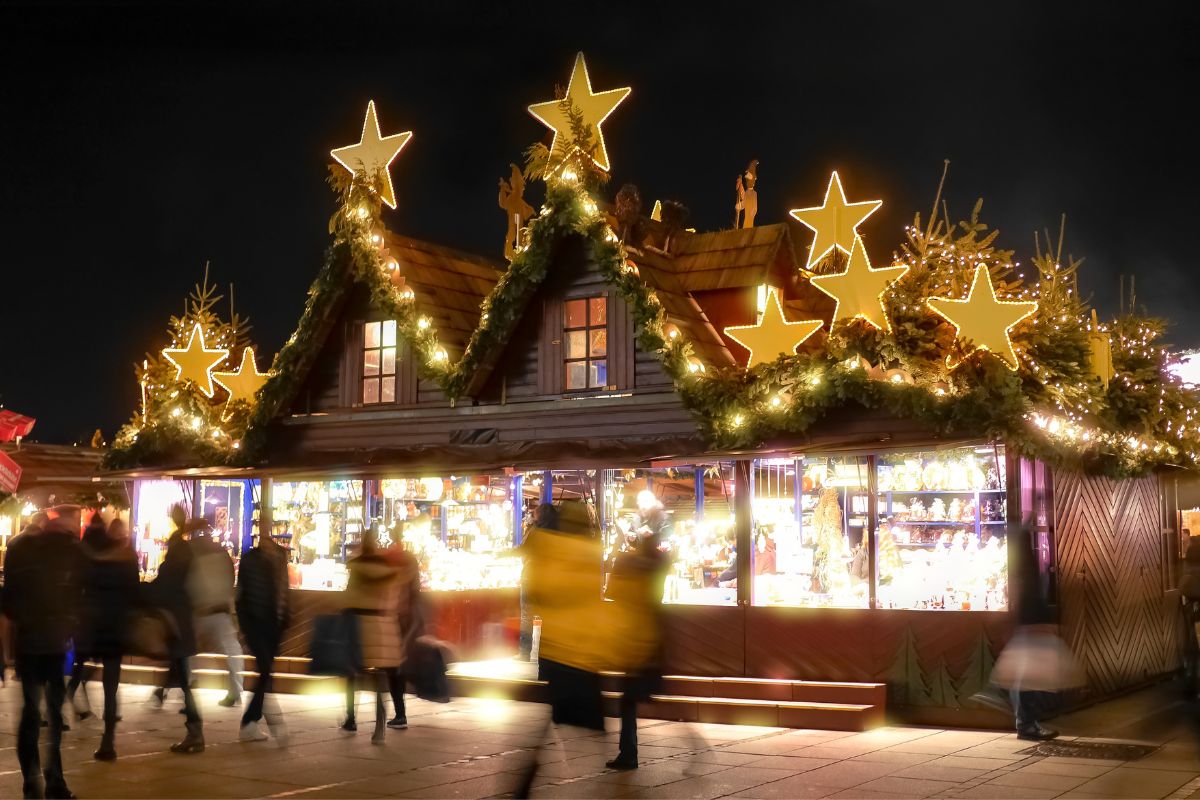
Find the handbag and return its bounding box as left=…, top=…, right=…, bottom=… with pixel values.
left=127, top=609, right=178, bottom=661
left=406, top=635, right=451, bottom=703
left=990, top=625, right=1086, bottom=692
left=309, top=612, right=363, bottom=676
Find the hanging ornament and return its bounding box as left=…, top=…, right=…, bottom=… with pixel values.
left=162, top=323, right=230, bottom=398
left=527, top=52, right=631, bottom=173
left=926, top=265, right=1038, bottom=370
left=789, top=171, right=882, bottom=269
left=331, top=100, right=413, bottom=209
left=723, top=288, right=822, bottom=368
left=1087, top=309, right=1114, bottom=388
left=212, top=346, right=270, bottom=417
left=809, top=235, right=908, bottom=332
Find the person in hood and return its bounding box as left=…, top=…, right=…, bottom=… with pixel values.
left=188, top=524, right=245, bottom=707
left=66, top=512, right=113, bottom=721
left=150, top=505, right=204, bottom=754
left=3, top=504, right=84, bottom=799
left=340, top=525, right=411, bottom=742
left=236, top=531, right=291, bottom=743
left=0, top=511, right=45, bottom=686
left=67, top=517, right=140, bottom=762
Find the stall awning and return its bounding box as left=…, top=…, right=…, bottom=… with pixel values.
left=0, top=410, right=36, bottom=443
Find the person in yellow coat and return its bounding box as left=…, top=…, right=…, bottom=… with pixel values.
left=522, top=499, right=608, bottom=730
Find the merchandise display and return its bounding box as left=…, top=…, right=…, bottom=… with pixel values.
left=271, top=480, right=362, bottom=591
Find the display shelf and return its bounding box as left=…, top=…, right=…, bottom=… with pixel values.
left=883, top=489, right=1006, bottom=495
left=893, top=520, right=975, bottom=526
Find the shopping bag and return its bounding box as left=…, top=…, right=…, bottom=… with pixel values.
left=407, top=635, right=452, bottom=703
left=309, top=613, right=362, bottom=676
left=127, top=610, right=178, bottom=661
left=990, top=625, right=1086, bottom=692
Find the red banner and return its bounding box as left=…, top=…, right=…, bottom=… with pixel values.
left=0, top=410, right=36, bottom=443
left=0, top=450, right=21, bottom=494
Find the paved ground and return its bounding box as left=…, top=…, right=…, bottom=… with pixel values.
left=3, top=680, right=1200, bottom=799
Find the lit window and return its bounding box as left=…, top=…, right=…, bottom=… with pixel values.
left=564, top=297, right=607, bottom=390
left=362, top=320, right=397, bottom=404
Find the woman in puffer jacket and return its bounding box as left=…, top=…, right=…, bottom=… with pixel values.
left=340, top=526, right=414, bottom=742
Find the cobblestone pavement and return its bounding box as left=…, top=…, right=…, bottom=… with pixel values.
left=2, top=681, right=1200, bottom=798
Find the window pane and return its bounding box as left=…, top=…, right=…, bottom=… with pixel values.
left=382, top=320, right=397, bottom=347
left=589, top=360, right=607, bottom=388
left=382, top=347, right=396, bottom=376
left=363, top=348, right=380, bottom=376
left=589, top=329, right=607, bottom=357
left=364, top=321, right=381, bottom=349
left=565, top=299, right=587, bottom=329
left=566, top=361, right=587, bottom=390
left=363, top=378, right=379, bottom=404
left=589, top=297, right=607, bottom=326
left=566, top=330, right=587, bottom=359
left=381, top=376, right=396, bottom=403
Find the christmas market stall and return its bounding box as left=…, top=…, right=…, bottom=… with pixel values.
left=103, top=55, right=1200, bottom=727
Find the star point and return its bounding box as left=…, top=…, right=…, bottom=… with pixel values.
left=927, top=264, right=1038, bottom=370
left=213, top=347, right=270, bottom=418
left=331, top=100, right=413, bottom=209
left=528, top=52, right=630, bottom=173
left=162, top=324, right=230, bottom=398
left=790, top=172, right=882, bottom=269
left=724, top=288, right=823, bottom=369
left=809, top=236, right=908, bottom=332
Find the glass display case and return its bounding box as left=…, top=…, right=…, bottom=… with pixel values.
left=875, top=446, right=1009, bottom=610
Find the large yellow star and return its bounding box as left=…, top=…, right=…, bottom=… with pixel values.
left=723, top=288, right=823, bottom=369
left=790, top=172, right=883, bottom=269
left=331, top=100, right=413, bottom=209
left=810, top=235, right=909, bottom=332
left=927, top=264, right=1038, bottom=370
left=162, top=323, right=229, bottom=398
left=212, top=346, right=270, bottom=416
left=527, top=52, right=631, bottom=173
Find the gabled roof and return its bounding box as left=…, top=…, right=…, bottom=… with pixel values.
left=669, top=224, right=799, bottom=291
left=636, top=258, right=737, bottom=368
left=387, top=234, right=503, bottom=356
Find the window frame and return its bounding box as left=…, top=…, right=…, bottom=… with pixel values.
left=562, top=295, right=610, bottom=392
left=360, top=319, right=399, bottom=406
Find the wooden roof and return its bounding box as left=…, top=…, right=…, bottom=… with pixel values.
left=668, top=224, right=799, bottom=291
left=387, top=234, right=503, bottom=355
left=636, top=258, right=737, bottom=368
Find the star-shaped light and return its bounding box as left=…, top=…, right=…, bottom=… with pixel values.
left=212, top=346, right=270, bottom=416
left=331, top=100, right=413, bottom=209
left=162, top=323, right=229, bottom=398
left=527, top=52, right=630, bottom=173
left=723, top=288, right=823, bottom=369
left=790, top=171, right=882, bottom=269
left=927, top=264, right=1039, bottom=370
left=810, top=236, right=909, bottom=332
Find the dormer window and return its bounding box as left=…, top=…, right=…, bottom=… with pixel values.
left=362, top=320, right=397, bottom=404
left=564, top=297, right=607, bottom=390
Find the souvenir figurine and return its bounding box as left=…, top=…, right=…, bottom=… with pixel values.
left=930, top=497, right=947, bottom=521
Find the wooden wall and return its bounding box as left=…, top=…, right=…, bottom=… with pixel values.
left=1052, top=469, right=1182, bottom=695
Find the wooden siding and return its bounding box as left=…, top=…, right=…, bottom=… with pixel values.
left=1052, top=470, right=1182, bottom=695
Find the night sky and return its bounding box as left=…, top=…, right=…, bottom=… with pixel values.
left=3, top=1, right=1198, bottom=443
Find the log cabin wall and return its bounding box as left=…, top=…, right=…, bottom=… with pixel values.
left=1052, top=469, right=1183, bottom=695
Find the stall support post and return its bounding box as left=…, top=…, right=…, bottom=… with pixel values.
left=363, top=479, right=375, bottom=528
left=511, top=474, right=524, bottom=546
left=240, top=479, right=254, bottom=555
left=130, top=479, right=142, bottom=555
left=541, top=470, right=553, bottom=504
left=258, top=477, right=273, bottom=546
left=694, top=467, right=704, bottom=522
left=191, top=480, right=204, bottom=522
left=793, top=458, right=804, bottom=529
left=734, top=459, right=753, bottom=607
left=866, top=455, right=878, bottom=610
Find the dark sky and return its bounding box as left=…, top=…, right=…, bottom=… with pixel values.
left=3, top=0, right=1198, bottom=443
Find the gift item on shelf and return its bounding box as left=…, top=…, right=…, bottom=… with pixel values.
left=929, top=497, right=947, bottom=521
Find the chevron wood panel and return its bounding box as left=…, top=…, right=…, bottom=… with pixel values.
left=1053, top=470, right=1179, bottom=695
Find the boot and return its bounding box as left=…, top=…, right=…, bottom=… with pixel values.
left=170, top=721, right=205, bottom=754
left=94, top=728, right=117, bottom=761
left=1016, top=722, right=1059, bottom=741
left=43, top=771, right=75, bottom=800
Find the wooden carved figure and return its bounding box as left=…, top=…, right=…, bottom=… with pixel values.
left=741, top=159, right=759, bottom=228
left=498, top=164, right=534, bottom=261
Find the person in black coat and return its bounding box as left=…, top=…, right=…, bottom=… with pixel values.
left=68, top=518, right=140, bottom=761
left=66, top=512, right=114, bottom=721
left=1009, top=526, right=1059, bottom=741
left=150, top=506, right=204, bottom=754
left=236, top=533, right=291, bottom=742
left=3, top=505, right=84, bottom=800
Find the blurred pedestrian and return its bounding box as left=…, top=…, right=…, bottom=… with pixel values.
left=604, top=529, right=669, bottom=770
left=189, top=523, right=244, bottom=706
left=383, top=532, right=422, bottom=730
left=3, top=504, right=84, bottom=799
left=517, top=504, right=558, bottom=661
left=150, top=506, right=204, bottom=754
left=1178, top=533, right=1200, bottom=698
left=65, top=512, right=111, bottom=721
left=341, top=526, right=407, bottom=742
left=67, top=517, right=140, bottom=761
left=236, top=531, right=291, bottom=743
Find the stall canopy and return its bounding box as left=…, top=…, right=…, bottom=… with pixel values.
left=0, top=410, right=36, bottom=443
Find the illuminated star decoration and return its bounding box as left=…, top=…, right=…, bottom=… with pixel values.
left=723, top=288, right=823, bottom=369
left=810, top=235, right=909, bottom=332
left=926, top=264, right=1039, bottom=370
left=162, top=323, right=230, bottom=398
left=527, top=52, right=631, bottom=173
left=212, top=346, right=270, bottom=417
left=331, top=100, right=413, bottom=209
left=790, top=171, right=883, bottom=269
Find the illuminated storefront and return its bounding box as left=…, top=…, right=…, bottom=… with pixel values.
left=131, top=477, right=255, bottom=575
